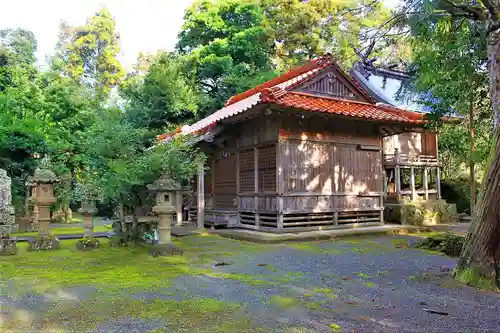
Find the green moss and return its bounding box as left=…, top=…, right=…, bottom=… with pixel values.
left=453, top=266, right=498, bottom=291
left=363, top=282, right=375, bottom=288
left=287, top=242, right=341, bottom=254
left=353, top=272, right=375, bottom=279
left=312, top=288, right=332, bottom=294
left=13, top=225, right=111, bottom=237
left=304, top=301, right=328, bottom=311
left=39, top=297, right=258, bottom=333
left=269, top=296, right=300, bottom=309
left=329, top=323, right=341, bottom=332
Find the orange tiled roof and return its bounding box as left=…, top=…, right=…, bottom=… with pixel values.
left=156, top=55, right=425, bottom=142
left=270, top=92, right=425, bottom=124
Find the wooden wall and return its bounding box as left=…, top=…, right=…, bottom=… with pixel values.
left=383, top=132, right=437, bottom=156
left=278, top=140, right=383, bottom=214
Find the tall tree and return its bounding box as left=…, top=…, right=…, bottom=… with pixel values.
left=121, top=52, right=199, bottom=130
left=407, top=14, right=492, bottom=214
left=177, top=0, right=276, bottom=115
left=52, top=7, right=123, bottom=98
left=397, top=0, right=500, bottom=288
left=261, top=0, right=391, bottom=69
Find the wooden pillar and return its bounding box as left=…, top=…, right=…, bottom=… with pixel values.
left=423, top=167, right=429, bottom=200
left=436, top=167, right=442, bottom=200
left=410, top=166, right=416, bottom=201
left=176, top=191, right=182, bottom=226
left=197, top=163, right=204, bottom=229
left=394, top=148, right=401, bottom=201
left=276, top=141, right=284, bottom=229
left=254, top=147, right=260, bottom=229
left=236, top=150, right=240, bottom=225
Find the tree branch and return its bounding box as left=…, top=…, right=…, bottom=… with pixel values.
left=442, top=0, right=489, bottom=21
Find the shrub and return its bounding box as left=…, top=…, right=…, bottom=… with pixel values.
left=416, top=232, right=465, bottom=257
left=441, top=177, right=480, bottom=214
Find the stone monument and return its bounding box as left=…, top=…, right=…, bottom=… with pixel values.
left=147, top=173, right=183, bottom=256
left=0, top=169, right=15, bottom=232
left=0, top=169, right=17, bottom=255
left=27, top=164, right=59, bottom=250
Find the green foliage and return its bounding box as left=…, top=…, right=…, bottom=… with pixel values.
left=441, top=177, right=481, bottom=214
left=177, top=0, right=276, bottom=114
left=52, top=7, right=124, bottom=98
left=121, top=52, right=199, bottom=129
left=416, top=232, right=465, bottom=257
left=262, top=0, right=391, bottom=69
left=406, top=11, right=493, bottom=184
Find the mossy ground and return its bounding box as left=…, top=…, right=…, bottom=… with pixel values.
left=2, top=233, right=497, bottom=332
left=12, top=224, right=112, bottom=237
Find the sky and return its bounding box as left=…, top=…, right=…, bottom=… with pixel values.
left=0, top=0, right=195, bottom=71
left=0, top=0, right=400, bottom=72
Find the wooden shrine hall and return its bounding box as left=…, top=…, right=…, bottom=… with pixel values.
left=157, top=54, right=443, bottom=232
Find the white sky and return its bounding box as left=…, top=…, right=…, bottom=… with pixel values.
left=0, top=0, right=400, bottom=72
left=0, top=0, right=195, bottom=71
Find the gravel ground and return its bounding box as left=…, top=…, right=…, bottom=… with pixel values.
left=2, top=235, right=500, bottom=333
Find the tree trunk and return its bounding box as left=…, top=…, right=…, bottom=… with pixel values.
left=454, top=32, right=500, bottom=288
left=469, top=98, right=476, bottom=215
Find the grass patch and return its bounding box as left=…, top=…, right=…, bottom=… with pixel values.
left=454, top=266, right=498, bottom=291
left=269, top=295, right=301, bottom=309
left=0, top=235, right=275, bottom=294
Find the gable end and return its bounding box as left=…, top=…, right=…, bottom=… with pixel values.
left=292, top=68, right=371, bottom=103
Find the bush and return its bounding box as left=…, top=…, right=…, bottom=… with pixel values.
left=416, top=232, right=465, bottom=257
left=441, top=178, right=480, bottom=214
left=76, top=237, right=100, bottom=251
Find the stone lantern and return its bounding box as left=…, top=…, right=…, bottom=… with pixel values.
left=78, top=201, right=98, bottom=237
left=28, top=167, right=58, bottom=244
left=147, top=174, right=180, bottom=245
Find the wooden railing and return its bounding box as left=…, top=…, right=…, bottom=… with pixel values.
left=383, top=153, right=438, bottom=166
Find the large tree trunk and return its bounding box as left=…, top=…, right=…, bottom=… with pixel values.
left=454, top=32, right=500, bottom=288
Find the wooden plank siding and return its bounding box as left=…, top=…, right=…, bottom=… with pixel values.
left=189, top=113, right=387, bottom=229
left=278, top=140, right=383, bottom=214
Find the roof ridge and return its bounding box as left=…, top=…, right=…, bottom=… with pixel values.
left=224, top=54, right=335, bottom=107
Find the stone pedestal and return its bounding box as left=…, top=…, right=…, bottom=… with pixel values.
left=28, top=167, right=59, bottom=251
left=385, top=198, right=458, bottom=226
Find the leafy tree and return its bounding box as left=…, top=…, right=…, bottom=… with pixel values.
left=395, top=0, right=500, bottom=288
left=261, top=0, right=391, bottom=69
left=177, top=0, right=276, bottom=114
left=52, top=7, right=124, bottom=98
left=121, top=52, right=200, bottom=130
left=406, top=14, right=492, bottom=213
left=0, top=28, right=37, bottom=66
left=74, top=109, right=202, bottom=233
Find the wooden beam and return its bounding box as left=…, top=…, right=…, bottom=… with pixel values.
left=197, top=163, right=205, bottom=229
left=254, top=146, right=260, bottom=229
left=436, top=167, right=442, bottom=200
left=410, top=166, right=416, bottom=201
left=423, top=167, right=429, bottom=200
